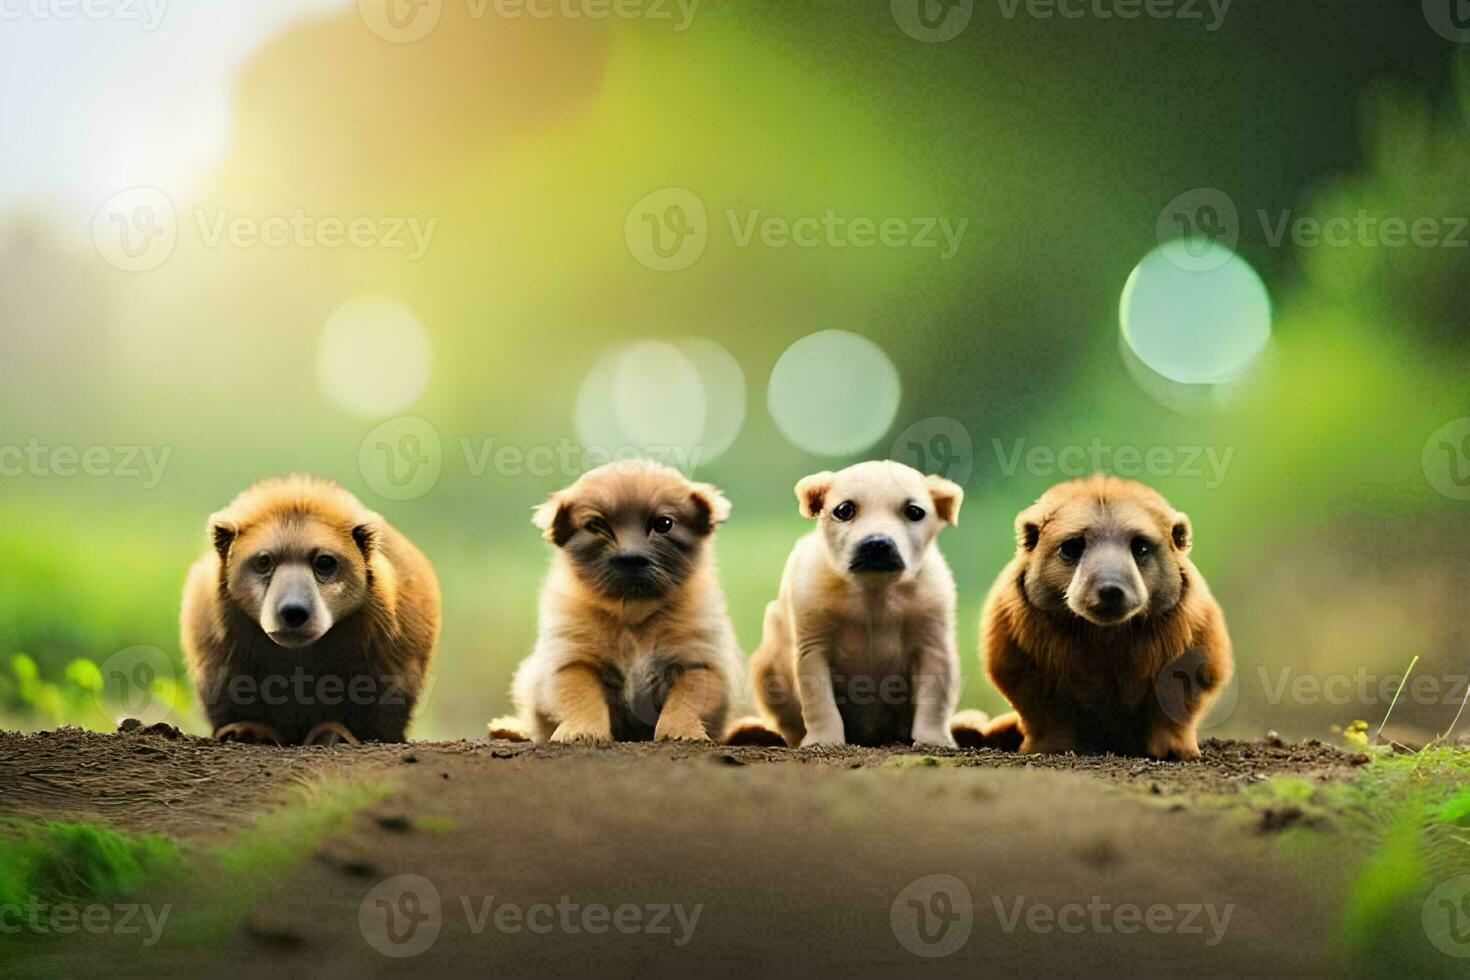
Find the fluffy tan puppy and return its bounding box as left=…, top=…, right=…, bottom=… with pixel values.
left=181, top=475, right=440, bottom=745
left=512, top=460, right=743, bottom=743
left=975, top=474, right=1233, bottom=760
left=747, top=460, right=964, bottom=747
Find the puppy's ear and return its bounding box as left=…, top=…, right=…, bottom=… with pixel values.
left=209, top=514, right=237, bottom=562
left=925, top=474, right=964, bottom=526
left=1015, top=503, right=1047, bottom=552
left=352, top=521, right=379, bottom=559
left=794, top=472, right=835, bottom=519
left=531, top=494, right=576, bottom=547
left=689, top=482, right=732, bottom=534
left=1171, top=512, right=1192, bottom=553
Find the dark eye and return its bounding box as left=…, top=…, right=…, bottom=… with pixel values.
left=585, top=518, right=612, bottom=537
left=650, top=516, right=674, bottom=534
left=313, top=553, right=338, bottom=577
left=1059, top=537, right=1086, bottom=562
left=904, top=504, right=926, bottom=522
left=250, top=553, right=273, bottom=575
left=1131, top=537, right=1153, bottom=560
left=832, top=501, right=856, bottom=522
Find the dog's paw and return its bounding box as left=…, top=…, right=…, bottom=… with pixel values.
left=799, top=728, right=845, bottom=748
left=549, top=722, right=612, bottom=746
left=912, top=729, right=958, bottom=750
left=213, top=722, right=285, bottom=746
left=654, top=717, right=711, bottom=743
left=1147, top=730, right=1201, bottom=761
left=304, top=721, right=361, bottom=747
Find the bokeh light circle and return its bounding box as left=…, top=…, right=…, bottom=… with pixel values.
left=1120, top=243, right=1271, bottom=386
left=575, top=338, right=748, bottom=469
left=768, top=330, right=901, bottom=456
left=318, top=296, right=432, bottom=417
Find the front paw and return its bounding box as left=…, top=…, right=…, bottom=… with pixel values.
left=912, top=727, right=957, bottom=749
left=549, top=720, right=612, bottom=745
left=1147, top=729, right=1201, bottom=761
left=655, top=716, right=711, bottom=743
left=800, top=726, right=845, bottom=748
left=214, top=722, right=285, bottom=746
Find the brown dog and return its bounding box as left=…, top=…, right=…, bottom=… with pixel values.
left=973, top=474, right=1231, bottom=760
left=747, top=460, right=964, bottom=747
left=180, top=476, right=440, bottom=745
left=511, top=460, right=743, bottom=743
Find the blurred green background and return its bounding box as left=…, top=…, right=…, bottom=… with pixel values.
left=1, top=0, right=1468, bottom=741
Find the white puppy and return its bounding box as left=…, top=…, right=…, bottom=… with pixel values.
left=748, top=460, right=963, bottom=747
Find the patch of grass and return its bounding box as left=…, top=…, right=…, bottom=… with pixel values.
left=1243, top=749, right=1470, bottom=974
left=167, top=774, right=394, bottom=945
left=0, top=819, right=185, bottom=952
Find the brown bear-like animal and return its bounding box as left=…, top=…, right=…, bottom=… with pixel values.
left=971, top=474, right=1232, bottom=760
left=180, top=476, right=440, bottom=745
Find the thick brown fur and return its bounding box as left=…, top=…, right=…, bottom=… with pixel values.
left=512, top=460, right=743, bottom=744
left=978, top=474, right=1232, bottom=760
left=180, top=476, right=440, bottom=744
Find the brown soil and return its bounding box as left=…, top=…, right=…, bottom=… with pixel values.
left=1, top=728, right=1369, bottom=977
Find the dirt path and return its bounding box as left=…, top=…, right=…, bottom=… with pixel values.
left=1, top=729, right=1367, bottom=977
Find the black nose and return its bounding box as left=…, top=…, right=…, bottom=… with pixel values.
left=850, top=534, right=905, bottom=573
left=1094, top=585, right=1125, bottom=606
left=279, top=604, right=310, bottom=629
left=609, top=551, right=653, bottom=572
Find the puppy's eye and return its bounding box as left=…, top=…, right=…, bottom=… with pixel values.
left=1131, top=537, right=1153, bottom=560
left=832, top=501, right=856, bottom=522
left=313, top=553, right=339, bottom=577
left=904, top=504, right=926, bottom=522
left=584, top=518, right=612, bottom=537
left=250, top=553, right=273, bottom=575
left=1059, top=537, right=1086, bottom=562
left=650, top=516, right=674, bottom=534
